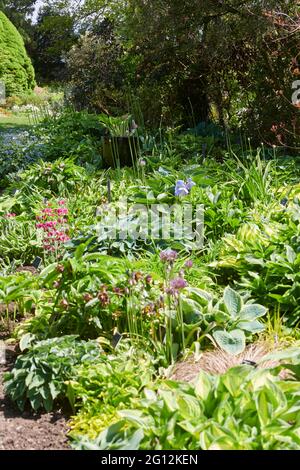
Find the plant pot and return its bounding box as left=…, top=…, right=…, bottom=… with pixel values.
left=102, top=136, right=139, bottom=168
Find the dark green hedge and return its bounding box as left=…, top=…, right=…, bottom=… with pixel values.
left=0, top=11, right=35, bottom=96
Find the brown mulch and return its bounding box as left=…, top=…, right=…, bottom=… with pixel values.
left=171, top=341, right=287, bottom=382
left=0, top=333, right=70, bottom=450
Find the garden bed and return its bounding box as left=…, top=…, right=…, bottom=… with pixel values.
left=1, top=114, right=300, bottom=450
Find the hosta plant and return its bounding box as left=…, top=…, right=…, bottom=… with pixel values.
left=181, top=286, right=267, bottom=355
left=4, top=335, right=102, bottom=412
left=72, top=362, right=300, bottom=450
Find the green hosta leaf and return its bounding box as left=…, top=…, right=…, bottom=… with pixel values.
left=118, top=409, right=152, bottom=428
left=286, top=245, right=296, bottom=264
left=122, top=429, right=144, bottom=451
left=220, top=366, right=252, bottom=397
left=157, top=192, right=169, bottom=201
left=177, top=393, right=202, bottom=420
left=39, top=263, right=58, bottom=281
left=223, top=287, right=242, bottom=317
left=92, top=316, right=102, bottom=330
left=239, top=304, right=267, bottom=320
left=255, top=390, right=272, bottom=427
left=238, top=320, right=265, bottom=333
left=282, top=364, right=300, bottom=380
left=261, top=347, right=300, bottom=363
left=19, top=333, right=36, bottom=352
left=180, top=297, right=203, bottom=323
left=244, top=256, right=265, bottom=266
left=186, top=287, right=213, bottom=304
left=27, top=374, right=45, bottom=389
left=30, top=396, right=43, bottom=411
left=213, top=329, right=246, bottom=355
left=159, top=389, right=178, bottom=412
left=194, top=370, right=214, bottom=401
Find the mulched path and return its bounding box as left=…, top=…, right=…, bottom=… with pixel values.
left=0, top=334, right=70, bottom=450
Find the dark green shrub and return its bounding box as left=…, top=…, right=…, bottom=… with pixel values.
left=0, top=11, right=35, bottom=95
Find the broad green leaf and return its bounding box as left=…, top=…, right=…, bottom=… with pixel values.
left=180, top=297, right=203, bottom=323
left=255, top=390, right=271, bottom=427
left=260, top=347, right=300, bottom=363
left=213, top=329, right=245, bottom=355
left=286, top=245, right=296, bottom=264
left=177, top=393, right=202, bottom=420
left=19, top=333, right=35, bottom=352
left=122, top=429, right=144, bottom=450
left=223, top=287, right=242, bottom=317
left=238, top=320, right=265, bottom=333
left=244, top=256, right=265, bottom=266
left=221, top=366, right=251, bottom=397
left=85, top=298, right=99, bottom=308
left=118, top=409, right=152, bottom=428
left=159, top=389, right=178, bottom=412
left=39, top=263, right=58, bottom=280
left=194, top=370, right=213, bottom=401
left=239, top=304, right=267, bottom=320
left=186, top=287, right=213, bottom=304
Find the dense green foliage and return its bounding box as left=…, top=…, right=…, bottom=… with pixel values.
left=1, top=110, right=300, bottom=449
left=0, top=11, right=35, bottom=95
left=73, top=359, right=300, bottom=450
left=0, top=0, right=300, bottom=452
left=63, top=1, right=299, bottom=148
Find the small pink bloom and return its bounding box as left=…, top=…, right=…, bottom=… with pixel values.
left=57, top=208, right=68, bottom=216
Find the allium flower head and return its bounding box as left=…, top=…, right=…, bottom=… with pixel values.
left=184, top=259, right=193, bottom=269
left=170, top=277, right=188, bottom=291
left=160, top=249, right=178, bottom=263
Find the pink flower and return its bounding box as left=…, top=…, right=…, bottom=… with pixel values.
left=37, top=200, right=70, bottom=254
left=42, top=208, right=54, bottom=216
left=5, top=213, right=16, bottom=218
left=57, top=208, right=68, bottom=216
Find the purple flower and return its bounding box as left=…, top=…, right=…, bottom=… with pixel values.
left=160, top=249, right=178, bottom=263
left=170, top=277, right=188, bottom=291
left=174, top=179, right=196, bottom=197
left=186, top=178, right=196, bottom=191
left=175, top=180, right=189, bottom=197
left=184, top=259, right=193, bottom=269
